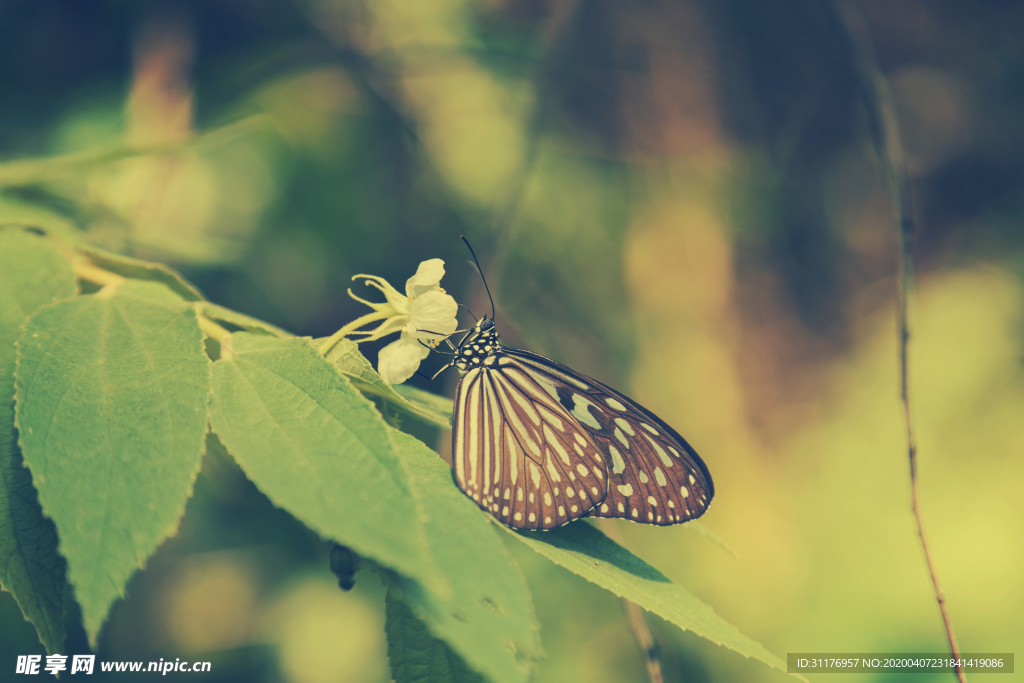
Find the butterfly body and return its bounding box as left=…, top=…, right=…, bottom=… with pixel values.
left=449, top=317, right=713, bottom=531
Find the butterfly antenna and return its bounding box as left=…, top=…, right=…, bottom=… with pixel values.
left=461, top=236, right=495, bottom=321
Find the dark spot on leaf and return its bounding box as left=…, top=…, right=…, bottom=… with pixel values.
left=482, top=596, right=506, bottom=614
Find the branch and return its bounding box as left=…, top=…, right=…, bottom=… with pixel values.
left=599, top=519, right=665, bottom=683
left=834, top=3, right=966, bottom=681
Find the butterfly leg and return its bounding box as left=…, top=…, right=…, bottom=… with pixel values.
left=431, top=360, right=455, bottom=380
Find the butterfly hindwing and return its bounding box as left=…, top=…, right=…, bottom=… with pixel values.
left=452, top=362, right=608, bottom=530
left=501, top=349, right=714, bottom=526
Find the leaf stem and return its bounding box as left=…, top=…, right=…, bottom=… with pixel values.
left=318, top=310, right=387, bottom=355
left=836, top=4, right=967, bottom=681
left=195, top=312, right=232, bottom=344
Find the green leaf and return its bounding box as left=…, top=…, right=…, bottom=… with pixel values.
left=393, top=383, right=454, bottom=419
left=194, top=301, right=292, bottom=338
left=77, top=245, right=205, bottom=302
left=386, top=585, right=486, bottom=683
left=388, top=430, right=541, bottom=683
left=0, top=205, right=79, bottom=244
left=323, top=339, right=451, bottom=428
left=0, top=230, right=76, bottom=654
left=506, top=522, right=788, bottom=675
left=207, top=333, right=447, bottom=599
left=14, top=280, right=211, bottom=644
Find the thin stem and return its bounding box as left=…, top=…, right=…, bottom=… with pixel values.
left=836, top=3, right=966, bottom=681
left=0, top=115, right=268, bottom=188
left=318, top=310, right=388, bottom=356
left=598, top=519, right=664, bottom=683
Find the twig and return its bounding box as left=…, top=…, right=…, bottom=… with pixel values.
left=834, top=4, right=966, bottom=681
left=599, top=519, right=664, bottom=683
left=0, top=116, right=268, bottom=188
left=489, top=0, right=583, bottom=263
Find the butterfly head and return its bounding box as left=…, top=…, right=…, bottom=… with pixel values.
left=454, top=316, right=501, bottom=374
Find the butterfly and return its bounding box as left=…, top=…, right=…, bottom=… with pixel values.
left=437, top=314, right=714, bottom=531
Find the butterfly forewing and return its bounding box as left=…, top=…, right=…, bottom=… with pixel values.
left=453, top=361, right=609, bottom=530
left=501, top=350, right=713, bottom=526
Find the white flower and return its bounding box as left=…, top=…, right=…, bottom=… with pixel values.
left=341, top=259, right=458, bottom=385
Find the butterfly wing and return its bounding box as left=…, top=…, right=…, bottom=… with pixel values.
left=501, top=348, right=714, bottom=526
left=452, top=360, right=609, bottom=530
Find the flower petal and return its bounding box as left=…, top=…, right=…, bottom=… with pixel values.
left=377, top=333, right=429, bottom=385
left=363, top=278, right=410, bottom=314
left=405, top=259, right=446, bottom=299
left=408, top=289, right=458, bottom=341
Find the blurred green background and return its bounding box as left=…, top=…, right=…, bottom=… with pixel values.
left=1, top=0, right=1022, bottom=681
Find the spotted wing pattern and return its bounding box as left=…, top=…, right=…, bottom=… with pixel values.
left=495, top=349, right=714, bottom=527
left=452, top=358, right=609, bottom=530
left=447, top=316, right=713, bottom=530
